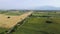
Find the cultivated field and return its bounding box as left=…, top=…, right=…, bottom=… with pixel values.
left=0, top=10, right=60, bottom=34
left=0, top=11, right=33, bottom=34
left=0, top=11, right=24, bottom=16
left=0, top=11, right=33, bottom=29
left=11, top=11, right=60, bottom=34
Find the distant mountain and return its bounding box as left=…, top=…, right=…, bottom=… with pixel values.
left=31, top=6, right=60, bottom=10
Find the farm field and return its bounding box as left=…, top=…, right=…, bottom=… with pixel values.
left=0, top=11, right=22, bottom=33
left=0, top=11, right=33, bottom=34
left=0, top=11, right=25, bottom=16
left=0, top=11, right=60, bottom=34
left=11, top=11, right=60, bottom=34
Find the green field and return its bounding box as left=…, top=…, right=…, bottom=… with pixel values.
left=0, top=11, right=24, bottom=16
left=0, top=11, right=60, bottom=34
left=11, top=17, right=60, bottom=34
left=11, top=11, right=60, bottom=34
left=0, top=28, right=7, bottom=33
left=0, top=11, right=25, bottom=34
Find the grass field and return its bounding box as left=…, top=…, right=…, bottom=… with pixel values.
left=11, top=17, right=60, bottom=34
left=0, top=11, right=25, bottom=16
left=0, top=11, right=60, bottom=34
left=0, top=11, right=33, bottom=34
left=0, top=11, right=32, bottom=28
left=10, top=11, right=60, bottom=34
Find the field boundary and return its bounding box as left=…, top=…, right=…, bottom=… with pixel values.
left=5, top=11, right=33, bottom=34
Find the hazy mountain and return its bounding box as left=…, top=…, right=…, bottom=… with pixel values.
left=31, top=6, right=60, bottom=10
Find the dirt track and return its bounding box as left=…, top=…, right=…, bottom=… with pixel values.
left=0, top=11, right=33, bottom=29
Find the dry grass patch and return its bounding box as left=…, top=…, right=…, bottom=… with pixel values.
left=0, top=12, right=33, bottom=29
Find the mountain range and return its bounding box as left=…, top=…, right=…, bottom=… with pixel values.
left=29, top=6, right=60, bottom=10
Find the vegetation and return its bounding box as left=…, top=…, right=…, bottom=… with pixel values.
left=0, top=11, right=25, bottom=16
left=11, top=16, right=60, bottom=34
left=11, top=11, right=60, bottom=34
left=0, top=28, right=8, bottom=34
left=0, top=10, right=60, bottom=34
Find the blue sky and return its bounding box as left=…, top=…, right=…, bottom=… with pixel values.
left=0, top=0, right=60, bottom=9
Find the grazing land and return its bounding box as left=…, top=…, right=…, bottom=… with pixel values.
left=0, top=10, right=60, bottom=34
left=0, top=11, right=32, bottom=33
left=0, top=11, right=24, bottom=16
left=0, top=11, right=33, bottom=28
left=11, top=11, right=60, bottom=34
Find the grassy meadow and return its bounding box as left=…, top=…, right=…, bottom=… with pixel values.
left=11, top=11, right=60, bottom=34
left=0, top=10, right=60, bottom=34
left=0, top=11, right=25, bottom=34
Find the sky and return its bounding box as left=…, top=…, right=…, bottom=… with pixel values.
left=0, top=0, right=60, bottom=9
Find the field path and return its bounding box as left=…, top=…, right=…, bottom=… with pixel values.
left=0, top=11, right=33, bottom=29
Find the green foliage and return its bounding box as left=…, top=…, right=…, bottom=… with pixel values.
left=11, top=16, right=60, bottom=34
left=0, top=28, right=8, bottom=34
left=0, top=11, right=60, bottom=34
left=0, top=11, right=24, bottom=16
